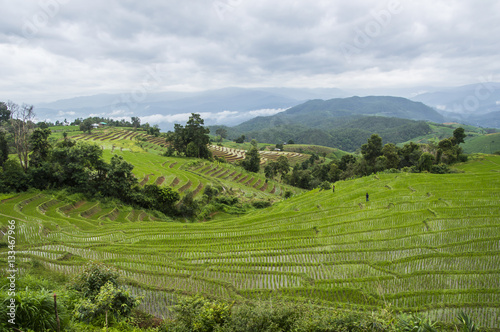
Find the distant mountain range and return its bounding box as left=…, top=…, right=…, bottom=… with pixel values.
left=34, top=87, right=346, bottom=130
left=32, top=83, right=500, bottom=130
left=411, top=82, right=500, bottom=128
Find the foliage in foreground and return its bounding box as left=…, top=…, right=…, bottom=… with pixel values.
left=0, top=266, right=491, bottom=332
left=160, top=295, right=487, bottom=332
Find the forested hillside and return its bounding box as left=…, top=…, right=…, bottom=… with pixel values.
left=212, top=116, right=432, bottom=152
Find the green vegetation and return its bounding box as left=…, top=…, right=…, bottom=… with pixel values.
left=462, top=133, right=500, bottom=154
left=1, top=102, right=499, bottom=330
left=1, top=155, right=499, bottom=329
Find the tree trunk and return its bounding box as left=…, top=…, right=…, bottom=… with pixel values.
left=53, top=293, right=60, bottom=332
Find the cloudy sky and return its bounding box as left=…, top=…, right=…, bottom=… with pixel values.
left=1, top=0, right=499, bottom=104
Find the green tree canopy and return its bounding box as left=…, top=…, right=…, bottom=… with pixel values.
left=167, top=113, right=211, bottom=159
left=361, top=134, right=383, bottom=166
left=453, top=127, right=466, bottom=145
left=241, top=146, right=261, bottom=173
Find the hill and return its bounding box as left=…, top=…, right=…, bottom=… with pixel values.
left=411, top=82, right=500, bottom=128
left=234, top=96, right=443, bottom=132
left=462, top=132, right=500, bottom=154
left=1, top=141, right=499, bottom=328
left=214, top=116, right=434, bottom=152
left=208, top=96, right=444, bottom=151
left=35, top=87, right=347, bottom=130
left=64, top=127, right=303, bottom=203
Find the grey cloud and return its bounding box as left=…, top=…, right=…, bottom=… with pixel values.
left=1, top=0, right=499, bottom=104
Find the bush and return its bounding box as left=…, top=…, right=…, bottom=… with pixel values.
left=223, top=301, right=301, bottom=332
left=215, top=195, right=239, bottom=206
left=71, top=261, right=119, bottom=299
left=252, top=200, right=272, bottom=209
left=431, top=163, right=450, bottom=174
left=168, top=295, right=232, bottom=332
left=319, top=181, right=331, bottom=190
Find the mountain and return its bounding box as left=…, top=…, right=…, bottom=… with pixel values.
left=233, top=96, right=443, bottom=131
left=34, top=87, right=347, bottom=130
left=212, top=96, right=438, bottom=151
left=411, top=83, right=500, bottom=127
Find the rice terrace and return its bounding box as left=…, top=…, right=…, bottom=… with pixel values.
left=1, top=123, right=499, bottom=330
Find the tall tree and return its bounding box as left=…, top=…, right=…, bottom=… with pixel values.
left=361, top=134, right=383, bottom=167
left=131, top=116, right=141, bottom=130
left=0, top=131, right=8, bottom=167
left=275, top=155, right=290, bottom=179
left=452, top=127, right=466, bottom=145
left=30, top=128, right=52, bottom=168
left=9, top=102, right=35, bottom=171
left=241, top=146, right=260, bottom=173
left=167, top=113, right=211, bottom=159
left=80, top=118, right=94, bottom=134
left=0, top=102, right=11, bottom=124
left=215, top=127, right=227, bottom=142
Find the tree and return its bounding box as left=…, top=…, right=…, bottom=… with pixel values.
left=338, top=154, right=357, bottom=171
left=9, top=102, right=35, bottom=171
left=381, top=143, right=400, bottom=169
left=142, top=184, right=180, bottom=215
left=399, top=142, right=422, bottom=168
left=79, top=118, right=93, bottom=134
left=147, top=124, right=160, bottom=137
left=73, top=262, right=140, bottom=331
left=361, top=134, right=382, bottom=167
left=241, top=146, right=261, bottom=173
left=264, top=163, right=277, bottom=179
left=234, top=135, right=245, bottom=143
left=131, top=116, right=141, bottom=130
left=0, top=102, right=11, bottom=124
left=101, top=155, right=138, bottom=200
left=215, top=128, right=228, bottom=142
left=418, top=152, right=435, bottom=172
left=0, top=131, right=8, bottom=167
left=453, top=127, right=466, bottom=145
left=166, top=113, right=211, bottom=159
left=72, top=262, right=119, bottom=300
left=76, top=281, right=140, bottom=331
left=275, top=155, right=290, bottom=179
left=30, top=128, right=52, bottom=168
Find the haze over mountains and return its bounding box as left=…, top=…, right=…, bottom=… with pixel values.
left=33, top=83, right=500, bottom=130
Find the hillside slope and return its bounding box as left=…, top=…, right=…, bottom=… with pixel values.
left=1, top=155, right=499, bottom=327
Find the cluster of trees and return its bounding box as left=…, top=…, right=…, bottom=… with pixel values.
left=0, top=102, right=180, bottom=216
left=165, top=113, right=211, bottom=159
left=216, top=116, right=433, bottom=152
left=78, top=116, right=160, bottom=136
left=261, top=128, right=467, bottom=190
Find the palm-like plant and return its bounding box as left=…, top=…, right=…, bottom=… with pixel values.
left=456, top=311, right=477, bottom=332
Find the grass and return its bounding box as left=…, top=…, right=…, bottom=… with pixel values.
left=462, top=133, right=500, bottom=154
left=1, top=127, right=500, bottom=328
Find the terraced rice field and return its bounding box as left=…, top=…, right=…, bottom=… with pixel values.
left=1, top=155, right=499, bottom=327
left=210, top=145, right=309, bottom=165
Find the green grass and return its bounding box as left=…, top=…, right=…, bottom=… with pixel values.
left=462, top=133, right=500, bottom=154
left=2, top=129, right=500, bottom=328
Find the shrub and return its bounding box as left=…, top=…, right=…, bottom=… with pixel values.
left=71, top=261, right=119, bottom=300
left=252, top=200, right=272, bottom=209
left=319, top=181, right=331, bottom=190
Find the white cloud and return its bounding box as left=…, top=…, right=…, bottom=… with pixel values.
left=1, top=0, right=500, bottom=103
left=248, top=108, right=287, bottom=116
